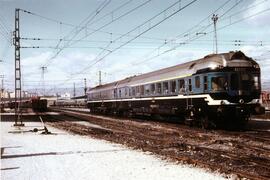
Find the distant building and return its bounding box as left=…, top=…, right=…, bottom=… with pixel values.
left=261, top=91, right=270, bottom=101
left=60, top=93, right=71, bottom=99
left=2, top=90, right=38, bottom=99
left=0, top=90, right=10, bottom=99
left=261, top=91, right=270, bottom=110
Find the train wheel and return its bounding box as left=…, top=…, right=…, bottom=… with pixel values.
left=201, top=116, right=210, bottom=129
left=234, top=116, right=249, bottom=130
left=123, top=110, right=130, bottom=117
left=184, top=109, right=195, bottom=127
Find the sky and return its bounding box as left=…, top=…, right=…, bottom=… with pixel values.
left=0, top=0, right=270, bottom=95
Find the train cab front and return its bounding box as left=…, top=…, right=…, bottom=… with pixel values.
left=207, top=52, right=265, bottom=123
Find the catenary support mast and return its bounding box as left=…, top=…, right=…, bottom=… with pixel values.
left=13, top=8, right=24, bottom=126
left=212, top=14, right=218, bottom=54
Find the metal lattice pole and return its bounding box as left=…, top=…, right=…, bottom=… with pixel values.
left=73, top=82, right=76, bottom=97
left=41, top=66, right=47, bottom=96
left=212, top=14, right=218, bottom=54
left=13, top=8, right=24, bottom=126
left=0, top=75, right=4, bottom=113
left=84, top=78, right=87, bottom=96
left=99, top=71, right=101, bottom=86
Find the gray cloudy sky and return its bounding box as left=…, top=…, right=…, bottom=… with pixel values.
left=0, top=0, right=270, bottom=94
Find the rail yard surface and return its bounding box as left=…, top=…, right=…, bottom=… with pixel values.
left=40, top=108, right=270, bottom=179
left=1, top=120, right=226, bottom=180
left=1, top=108, right=270, bottom=179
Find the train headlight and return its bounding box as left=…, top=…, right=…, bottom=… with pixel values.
left=239, top=99, right=244, bottom=104
left=209, top=64, right=217, bottom=70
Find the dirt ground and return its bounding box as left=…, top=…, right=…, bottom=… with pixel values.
left=45, top=109, right=270, bottom=180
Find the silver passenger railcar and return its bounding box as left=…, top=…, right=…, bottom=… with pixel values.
left=87, top=51, right=264, bottom=128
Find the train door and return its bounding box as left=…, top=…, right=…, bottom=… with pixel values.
left=113, top=88, right=117, bottom=99
left=203, top=75, right=208, bottom=92
left=184, top=78, right=195, bottom=125
left=186, top=78, right=193, bottom=108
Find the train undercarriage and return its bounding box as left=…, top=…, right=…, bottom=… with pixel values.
left=87, top=98, right=264, bottom=129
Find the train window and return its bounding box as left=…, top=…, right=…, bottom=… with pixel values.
left=253, top=75, right=259, bottom=89
left=157, top=83, right=162, bottom=94
left=140, top=85, right=144, bottom=95
left=211, top=76, right=228, bottom=91
left=195, top=76, right=200, bottom=88
left=178, top=79, right=185, bottom=93
left=150, top=84, right=155, bottom=94
left=204, top=76, right=208, bottom=90
left=241, top=74, right=252, bottom=90
left=129, top=88, right=132, bottom=96
left=170, top=80, right=176, bottom=93
left=188, top=79, right=192, bottom=92
left=241, top=74, right=250, bottom=81
left=119, top=89, right=122, bottom=97
left=163, top=82, right=169, bottom=94
left=125, top=88, right=128, bottom=96
left=145, top=84, right=150, bottom=95
left=132, top=87, right=136, bottom=96
left=103, top=91, right=105, bottom=99
left=231, top=74, right=238, bottom=90
left=100, top=91, right=103, bottom=99
left=114, top=89, right=117, bottom=98
left=136, top=86, right=140, bottom=96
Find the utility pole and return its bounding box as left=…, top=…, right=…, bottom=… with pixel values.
left=212, top=14, right=218, bottom=54
left=84, top=78, right=87, bottom=96
left=99, top=71, right=101, bottom=86
left=73, top=82, right=76, bottom=97
left=13, top=8, right=24, bottom=126
left=40, top=66, right=47, bottom=96
left=0, top=75, right=4, bottom=112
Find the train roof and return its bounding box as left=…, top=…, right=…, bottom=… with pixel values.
left=88, top=51, right=258, bottom=93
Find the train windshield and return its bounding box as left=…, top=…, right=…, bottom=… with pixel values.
left=230, top=73, right=260, bottom=91
left=211, top=76, right=228, bottom=91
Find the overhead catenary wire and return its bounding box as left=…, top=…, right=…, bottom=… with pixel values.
left=45, top=0, right=199, bottom=94
left=135, top=0, right=234, bottom=62
left=0, top=20, right=11, bottom=42
left=0, top=23, right=10, bottom=36
left=140, top=7, right=270, bottom=64
left=56, top=0, right=112, bottom=47
left=51, top=0, right=270, bottom=92
left=67, top=0, right=153, bottom=48
left=18, top=8, right=165, bottom=42
left=14, top=4, right=114, bottom=92
left=132, top=0, right=269, bottom=66
left=0, top=31, right=10, bottom=42
left=40, top=0, right=153, bottom=67
left=45, top=0, right=112, bottom=67
left=17, top=0, right=113, bottom=73
left=18, top=41, right=270, bottom=50
left=20, top=37, right=270, bottom=43
left=73, top=0, right=199, bottom=75
left=0, top=16, right=11, bottom=35
left=81, top=0, right=133, bottom=29
left=7, top=1, right=270, bottom=92
left=0, top=14, right=12, bottom=30
left=18, top=0, right=132, bottom=37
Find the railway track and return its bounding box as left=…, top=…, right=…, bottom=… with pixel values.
left=45, top=107, right=270, bottom=179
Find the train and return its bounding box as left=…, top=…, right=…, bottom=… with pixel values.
left=53, top=97, right=87, bottom=107
left=86, top=51, right=265, bottom=128
left=31, top=97, right=48, bottom=112
left=1, top=97, right=48, bottom=112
